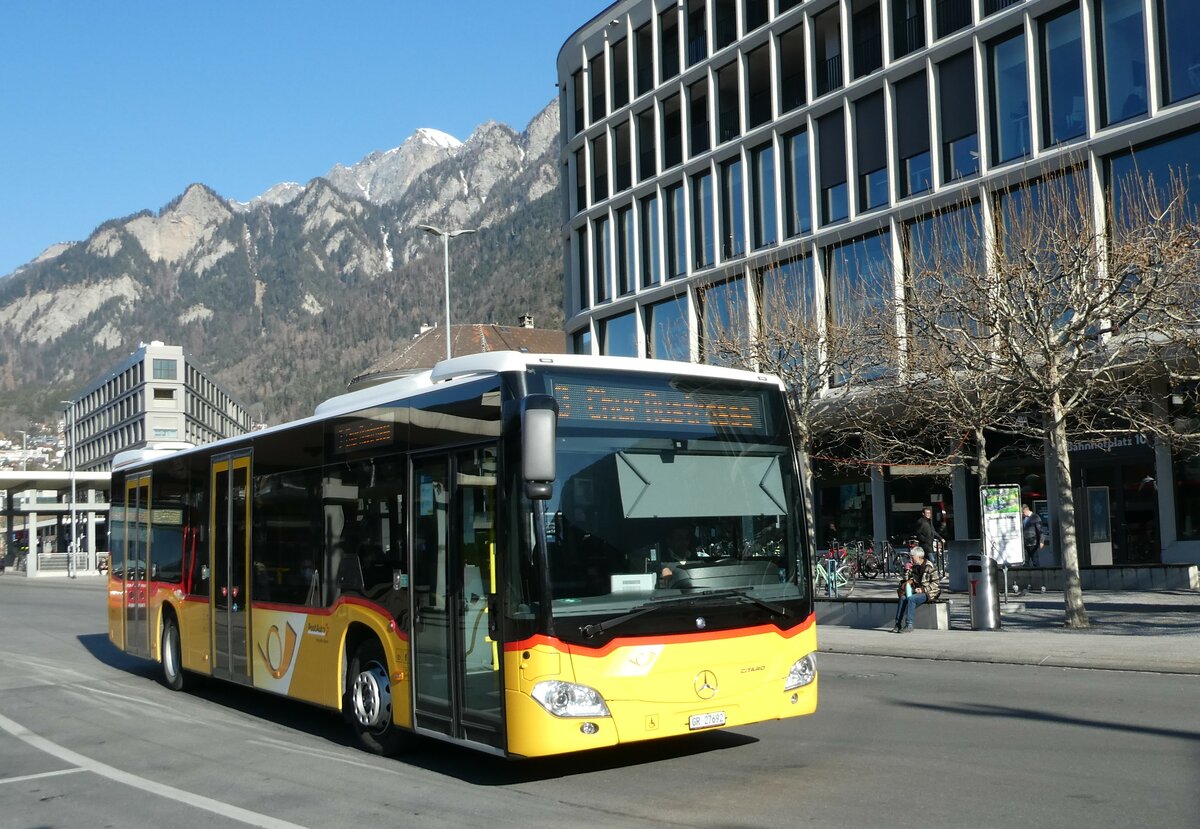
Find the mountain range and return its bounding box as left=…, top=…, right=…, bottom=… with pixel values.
left=0, top=100, right=566, bottom=430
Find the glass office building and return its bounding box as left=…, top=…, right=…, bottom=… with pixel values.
left=559, top=0, right=1200, bottom=566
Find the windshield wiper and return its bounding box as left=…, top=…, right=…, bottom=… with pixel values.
left=579, top=589, right=791, bottom=638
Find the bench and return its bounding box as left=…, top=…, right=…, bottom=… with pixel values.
left=815, top=596, right=952, bottom=630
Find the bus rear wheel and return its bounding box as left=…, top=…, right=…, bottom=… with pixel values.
left=160, top=617, right=192, bottom=692
left=346, top=638, right=410, bottom=756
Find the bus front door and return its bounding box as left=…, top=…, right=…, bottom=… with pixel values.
left=123, top=475, right=151, bottom=658
left=211, top=453, right=252, bottom=684
left=411, top=448, right=503, bottom=750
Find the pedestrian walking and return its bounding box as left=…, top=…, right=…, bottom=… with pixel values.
left=914, top=506, right=944, bottom=569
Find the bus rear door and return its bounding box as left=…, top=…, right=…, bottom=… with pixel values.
left=411, top=447, right=503, bottom=750
left=123, top=475, right=151, bottom=658
left=211, top=452, right=252, bottom=684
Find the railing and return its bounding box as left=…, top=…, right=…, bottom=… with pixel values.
left=817, top=55, right=843, bottom=97
left=936, top=0, right=972, bottom=38
left=895, top=16, right=924, bottom=58
left=687, top=36, right=706, bottom=66
left=853, top=34, right=882, bottom=78
left=780, top=71, right=805, bottom=111
left=747, top=89, right=771, bottom=128
left=984, top=0, right=1022, bottom=15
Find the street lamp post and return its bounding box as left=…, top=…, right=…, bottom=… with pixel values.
left=61, top=401, right=77, bottom=579
left=417, top=224, right=477, bottom=361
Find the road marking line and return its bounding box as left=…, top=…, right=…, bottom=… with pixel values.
left=0, top=768, right=86, bottom=785
left=0, top=711, right=308, bottom=829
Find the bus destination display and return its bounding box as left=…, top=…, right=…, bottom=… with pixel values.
left=333, top=418, right=394, bottom=453
left=551, top=380, right=765, bottom=430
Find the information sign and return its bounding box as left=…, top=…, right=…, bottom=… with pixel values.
left=980, top=484, right=1024, bottom=566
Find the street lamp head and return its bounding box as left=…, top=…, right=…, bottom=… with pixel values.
left=417, top=223, right=444, bottom=237
left=448, top=228, right=477, bottom=239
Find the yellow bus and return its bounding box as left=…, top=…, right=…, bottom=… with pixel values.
left=107, top=352, right=817, bottom=758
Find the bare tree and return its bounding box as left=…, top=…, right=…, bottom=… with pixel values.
left=896, top=165, right=1200, bottom=628
left=700, top=257, right=883, bottom=549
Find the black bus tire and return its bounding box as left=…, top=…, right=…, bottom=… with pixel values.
left=160, top=617, right=191, bottom=692
left=346, top=638, right=411, bottom=756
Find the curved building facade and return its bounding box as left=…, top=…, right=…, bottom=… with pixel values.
left=558, top=0, right=1200, bottom=565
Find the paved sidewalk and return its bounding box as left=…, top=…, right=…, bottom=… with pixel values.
left=819, top=578, right=1200, bottom=675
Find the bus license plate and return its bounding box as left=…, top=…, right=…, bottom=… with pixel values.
left=688, top=711, right=726, bottom=730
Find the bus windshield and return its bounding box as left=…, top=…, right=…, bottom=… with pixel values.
left=526, top=369, right=808, bottom=637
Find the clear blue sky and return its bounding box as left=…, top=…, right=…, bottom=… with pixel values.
left=0, top=0, right=612, bottom=277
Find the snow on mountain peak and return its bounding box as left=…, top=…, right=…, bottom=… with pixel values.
left=415, top=128, right=462, bottom=150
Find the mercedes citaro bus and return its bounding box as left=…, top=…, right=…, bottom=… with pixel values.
left=107, top=352, right=817, bottom=757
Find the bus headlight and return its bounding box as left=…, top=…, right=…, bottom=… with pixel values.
left=784, top=654, right=817, bottom=691
left=531, top=680, right=611, bottom=718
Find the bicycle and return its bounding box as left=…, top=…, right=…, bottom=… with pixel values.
left=851, top=540, right=880, bottom=580
left=813, top=544, right=856, bottom=597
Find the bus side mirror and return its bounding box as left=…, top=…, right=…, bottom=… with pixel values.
left=522, top=395, right=558, bottom=500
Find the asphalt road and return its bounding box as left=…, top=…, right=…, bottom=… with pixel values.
left=1, top=576, right=1196, bottom=829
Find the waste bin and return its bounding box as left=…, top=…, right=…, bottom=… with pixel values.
left=966, top=553, right=1001, bottom=630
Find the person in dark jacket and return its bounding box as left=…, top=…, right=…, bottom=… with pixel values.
left=1021, top=504, right=1045, bottom=566
left=892, top=547, right=941, bottom=632
left=914, top=506, right=944, bottom=568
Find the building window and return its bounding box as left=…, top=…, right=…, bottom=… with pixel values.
left=637, top=109, right=657, bottom=181
left=760, top=254, right=816, bottom=329
left=717, top=62, right=740, bottom=143
left=779, top=24, right=807, bottom=113
left=689, top=79, right=711, bottom=156
left=614, top=122, right=632, bottom=192
left=893, top=0, right=925, bottom=59
left=1108, top=127, right=1200, bottom=224
left=575, top=148, right=587, bottom=211
left=745, top=0, right=768, bottom=32
left=660, top=5, right=681, bottom=82
left=895, top=70, right=932, bottom=197
left=589, top=52, right=607, bottom=124
left=646, top=294, right=690, bottom=360
left=784, top=128, right=812, bottom=236
left=700, top=277, right=747, bottom=365
left=904, top=201, right=983, bottom=281
left=662, top=94, right=683, bottom=169
left=572, top=70, right=585, bottom=135
left=593, top=216, right=612, bottom=303
left=611, top=38, right=630, bottom=109
left=936, top=0, right=972, bottom=39
left=814, top=8, right=843, bottom=96
left=600, top=311, right=638, bottom=357
left=751, top=142, right=777, bottom=249
left=939, top=50, right=979, bottom=182
left=687, top=0, right=708, bottom=67
left=1158, top=0, right=1200, bottom=106
left=635, top=22, right=655, bottom=96
left=1041, top=7, right=1086, bottom=147
left=827, top=231, right=893, bottom=380
left=640, top=193, right=662, bottom=287
left=715, top=0, right=737, bottom=51
left=746, top=44, right=772, bottom=129
left=576, top=227, right=589, bottom=309
left=984, top=0, right=1022, bottom=16
left=591, top=134, right=609, bottom=202
left=693, top=170, right=717, bottom=269
left=1097, top=0, right=1146, bottom=125
left=721, top=156, right=746, bottom=258
left=152, top=359, right=177, bottom=380
left=990, top=31, right=1031, bottom=165
left=856, top=91, right=888, bottom=211
left=617, top=205, right=636, bottom=295
left=852, top=1, right=883, bottom=79
left=666, top=183, right=688, bottom=278
left=153, top=388, right=175, bottom=401
left=817, top=109, right=848, bottom=224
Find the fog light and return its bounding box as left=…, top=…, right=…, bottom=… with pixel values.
left=791, top=693, right=798, bottom=704
left=580, top=722, right=599, bottom=735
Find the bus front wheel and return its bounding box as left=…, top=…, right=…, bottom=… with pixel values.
left=160, top=617, right=192, bottom=692
left=346, top=638, right=410, bottom=756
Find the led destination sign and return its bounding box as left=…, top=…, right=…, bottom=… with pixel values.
left=551, top=379, right=767, bottom=431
